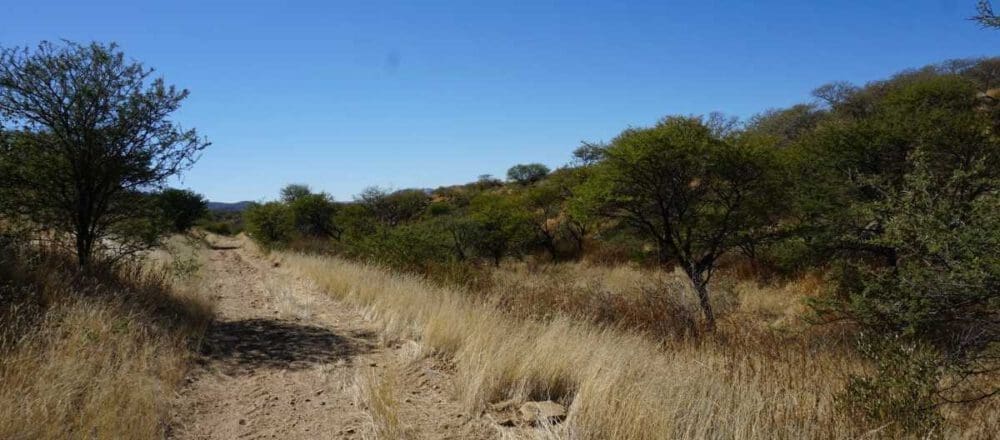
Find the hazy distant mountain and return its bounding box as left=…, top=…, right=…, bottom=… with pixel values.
left=207, top=201, right=253, bottom=212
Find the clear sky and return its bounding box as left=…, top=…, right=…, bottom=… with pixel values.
left=2, top=1, right=998, bottom=202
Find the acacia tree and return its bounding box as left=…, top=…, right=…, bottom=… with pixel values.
left=356, top=186, right=429, bottom=226
left=280, top=183, right=312, bottom=203
left=467, top=193, right=534, bottom=266
left=522, top=168, right=588, bottom=258
left=0, top=41, right=208, bottom=266
left=575, top=116, right=788, bottom=328
left=507, top=163, right=550, bottom=185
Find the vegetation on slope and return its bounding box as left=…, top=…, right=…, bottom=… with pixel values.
left=252, top=57, right=1000, bottom=435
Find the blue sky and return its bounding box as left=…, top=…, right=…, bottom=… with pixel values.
left=2, top=1, right=998, bottom=202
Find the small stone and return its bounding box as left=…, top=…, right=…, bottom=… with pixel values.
left=238, top=419, right=246, bottom=426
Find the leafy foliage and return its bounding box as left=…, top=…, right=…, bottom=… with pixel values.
left=238, top=58, right=1000, bottom=432
left=156, top=188, right=208, bottom=233
left=575, top=116, right=790, bottom=327
left=356, top=186, right=429, bottom=226
left=799, top=68, right=1000, bottom=431
left=243, top=202, right=294, bottom=247
left=280, top=184, right=339, bottom=238
left=0, top=41, right=208, bottom=266
left=506, top=163, right=551, bottom=185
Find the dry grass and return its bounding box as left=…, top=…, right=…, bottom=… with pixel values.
left=0, top=238, right=212, bottom=439
left=284, top=253, right=999, bottom=439
left=351, top=365, right=416, bottom=440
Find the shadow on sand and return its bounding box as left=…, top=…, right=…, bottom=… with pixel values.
left=199, top=318, right=368, bottom=373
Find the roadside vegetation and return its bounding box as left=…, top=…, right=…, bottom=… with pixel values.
left=251, top=57, right=1000, bottom=437
left=0, top=41, right=213, bottom=438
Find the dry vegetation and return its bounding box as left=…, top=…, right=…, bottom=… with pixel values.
left=0, top=237, right=211, bottom=439
left=286, top=253, right=999, bottom=439
left=352, top=364, right=417, bottom=440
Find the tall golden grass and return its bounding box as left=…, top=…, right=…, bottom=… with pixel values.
left=0, top=237, right=211, bottom=439
left=285, top=253, right=999, bottom=439
left=352, top=365, right=416, bottom=440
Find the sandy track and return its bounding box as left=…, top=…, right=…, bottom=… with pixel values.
left=168, top=236, right=496, bottom=439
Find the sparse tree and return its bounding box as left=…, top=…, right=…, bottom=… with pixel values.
left=575, top=116, right=789, bottom=328
left=280, top=183, right=312, bottom=203
left=475, top=174, right=503, bottom=190
left=812, top=81, right=860, bottom=108
left=467, top=193, right=534, bottom=266
left=572, top=142, right=606, bottom=166
left=0, top=41, right=208, bottom=266
left=356, top=186, right=429, bottom=226
left=507, top=163, right=550, bottom=185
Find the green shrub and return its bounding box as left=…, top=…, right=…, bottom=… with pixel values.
left=155, top=188, right=208, bottom=233
left=243, top=202, right=294, bottom=247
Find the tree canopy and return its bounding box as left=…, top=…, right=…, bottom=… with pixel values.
left=507, top=163, right=551, bottom=185
left=575, top=116, right=790, bottom=327
left=0, top=41, right=208, bottom=265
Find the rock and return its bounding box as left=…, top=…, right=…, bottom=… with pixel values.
left=238, top=419, right=246, bottom=426
left=519, top=401, right=566, bottom=425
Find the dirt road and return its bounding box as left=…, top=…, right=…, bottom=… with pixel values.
left=168, top=236, right=496, bottom=439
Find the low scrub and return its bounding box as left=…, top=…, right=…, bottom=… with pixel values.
left=0, top=240, right=211, bottom=439
left=285, top=253, right=998, bottom=438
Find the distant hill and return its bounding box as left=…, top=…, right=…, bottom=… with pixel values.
left=207, top=201, right=253, bottom=213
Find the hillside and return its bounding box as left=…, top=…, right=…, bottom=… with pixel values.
left=207, top=201, right=253, bottom=213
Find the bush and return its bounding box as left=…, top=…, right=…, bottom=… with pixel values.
left=352, top=223, right=455, bottom=273
left=243, top=202, right=295, bottom=247
left=156, top=188, right=209, bottom=233
left=288, top=192, right=338, bottom=238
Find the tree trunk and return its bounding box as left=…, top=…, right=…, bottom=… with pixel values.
left=689, top=271, right=716, bottom=330
left=75, top=232, right=92, bottom=267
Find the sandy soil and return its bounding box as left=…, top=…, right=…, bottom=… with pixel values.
left=168, top=235, right=498, bottom=439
